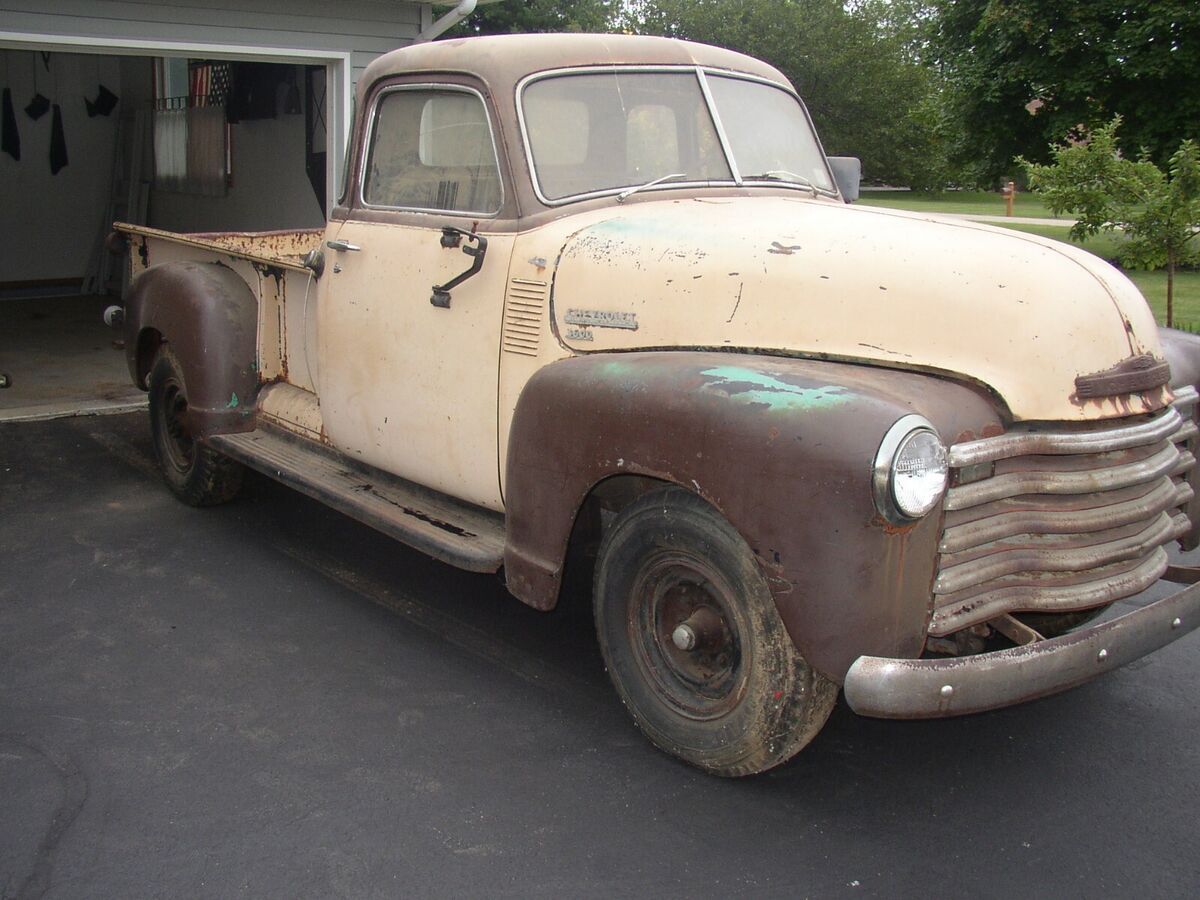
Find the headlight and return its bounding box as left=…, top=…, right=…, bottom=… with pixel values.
left=873, top=415, right=948, bottom=523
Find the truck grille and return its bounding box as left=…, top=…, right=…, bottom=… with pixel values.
left=931, top=389, right=1199, bottom=636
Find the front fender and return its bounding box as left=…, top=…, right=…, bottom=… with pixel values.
left=1159, top=327, right=1200, bottom=548
left=503, top=352, right=1002, bottom=682
left=124, top=261, right=259, bottom=437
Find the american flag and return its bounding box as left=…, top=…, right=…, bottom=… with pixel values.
left=189, top=62, right=230, bottom=108
left=189, top=62, right=211, bottom=107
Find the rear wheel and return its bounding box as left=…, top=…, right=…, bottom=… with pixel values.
left=593, top=487, right=837, bottom=777
left=148, top=346, right=243, bottom=506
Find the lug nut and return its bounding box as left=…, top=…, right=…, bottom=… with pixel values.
left=672, top=623, right=697, bottom=651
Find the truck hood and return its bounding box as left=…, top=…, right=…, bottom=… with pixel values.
left=538, top=196, right=1168, bottom=422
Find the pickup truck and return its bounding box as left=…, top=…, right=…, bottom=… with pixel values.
left=113, top=33, right=1200, bottom=777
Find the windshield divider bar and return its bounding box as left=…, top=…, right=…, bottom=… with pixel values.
left=696, top=69, right=741, bottom=186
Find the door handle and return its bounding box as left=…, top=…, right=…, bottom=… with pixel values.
left=326, top=239, right=361, bottom=252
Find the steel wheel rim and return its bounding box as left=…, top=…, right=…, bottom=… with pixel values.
left=628, top=551, right=747, bottom=720
left=161, top=379, right=195, bottom=473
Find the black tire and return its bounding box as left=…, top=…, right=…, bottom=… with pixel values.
left=593, top=487, right=837, bottom=777
left=147, top=346, right=244, bottom=506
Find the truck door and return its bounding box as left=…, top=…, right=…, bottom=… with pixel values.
left=318, top=83, right=512, bottom=511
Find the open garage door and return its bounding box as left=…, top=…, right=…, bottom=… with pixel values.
left=0, top=37, right=351, bottom=421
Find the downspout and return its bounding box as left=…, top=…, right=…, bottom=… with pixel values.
left=414, top=0, right=478, bottom=43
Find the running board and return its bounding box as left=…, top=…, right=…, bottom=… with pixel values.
left=208, top=427, right=505, bottom=572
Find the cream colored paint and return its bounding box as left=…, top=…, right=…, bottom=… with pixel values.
left=496, top=253, right=573, bottom=500
left=317, top=219, right=514, bottom=509
left=117, top=224, right=321, bottom=393
left=529, top=195, right=1166, bottom=423
left=258, top=381, right=324, bottom=441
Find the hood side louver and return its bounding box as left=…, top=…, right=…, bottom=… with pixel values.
left=503, top=278, right=547, bottom=358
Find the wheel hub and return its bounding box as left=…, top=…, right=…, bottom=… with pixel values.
left=630, top=555, right=746, bottom=720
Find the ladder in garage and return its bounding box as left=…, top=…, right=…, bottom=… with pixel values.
left=82, top=108, right=150, bottom=296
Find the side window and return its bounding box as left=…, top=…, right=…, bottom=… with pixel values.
left=363, top=88, right=502, bottom=214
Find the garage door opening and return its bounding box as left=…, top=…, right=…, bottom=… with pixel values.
left=0, top=45, right=338, bottom=421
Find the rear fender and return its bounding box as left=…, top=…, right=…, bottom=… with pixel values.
left=124, top=261, right=258, bottom=437
left=503, top=352, right=1002, bottom=681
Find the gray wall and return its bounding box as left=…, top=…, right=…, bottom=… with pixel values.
left=0, top=49, right=121, bottom=283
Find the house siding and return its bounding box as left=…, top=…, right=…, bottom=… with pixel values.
left=1, top=1, right=424, bottom=84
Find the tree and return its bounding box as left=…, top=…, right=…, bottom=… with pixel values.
left=448, top=0, right=618, bottom=36
left=1022, top=119, right=1200, bottom=327
left=626, top=0, right=952, bottom=189
left=931, top=1, right=1200, bottom=184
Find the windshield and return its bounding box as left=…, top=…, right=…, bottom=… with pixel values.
left=520, top=69, right=835, bottom=203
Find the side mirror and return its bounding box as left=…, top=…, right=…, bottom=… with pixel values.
left=827, top=157, right=861, bottom=203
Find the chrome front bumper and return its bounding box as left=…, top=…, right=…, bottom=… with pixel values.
left=843, top=577, right=1200, bottom=719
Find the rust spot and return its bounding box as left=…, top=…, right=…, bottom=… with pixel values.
left=1075, top=354, right=1169, bottom=400
left=878, top=516, right=920, bottom=536
left=725, top=283, right=745, bottom=324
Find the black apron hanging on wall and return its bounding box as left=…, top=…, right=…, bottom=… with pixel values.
left=85, top=84, right=118, bottom=117
left=1, top=88, right=19, bottom=161
left=49, top=103, right=67, bottom=174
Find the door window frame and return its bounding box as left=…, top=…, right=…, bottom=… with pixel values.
left=357, top=82, right=506, bottom=218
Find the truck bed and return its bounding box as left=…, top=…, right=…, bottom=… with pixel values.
left=114, top=222, right=322, bottom=273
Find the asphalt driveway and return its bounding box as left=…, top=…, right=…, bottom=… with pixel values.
left=2, top=412, right=1198, bottom=898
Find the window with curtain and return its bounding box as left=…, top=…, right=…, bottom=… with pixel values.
left=152, top=58, right=230, bottom=196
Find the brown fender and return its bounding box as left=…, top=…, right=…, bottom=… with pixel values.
left=503, top=351, right=1003, bottom=682
left=1159, top=327, right=1200, bottom=391
left=124, top=261, right=259, bottom=437
left=1159, top=327, right=1200, bottom=548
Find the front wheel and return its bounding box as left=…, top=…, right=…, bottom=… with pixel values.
left=148, top=346, right=244, bottom=506
left=593, top=487, right=837, bottom=777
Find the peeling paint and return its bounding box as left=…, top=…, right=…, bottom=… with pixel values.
left=700, top=366, right=853, bottom=411
left=768, top=242, right=802, bottom=255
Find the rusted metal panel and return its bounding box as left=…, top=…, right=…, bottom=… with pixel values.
left=844, top=578, right=1200, bottom=719
left=932, top=404, right=1196, bottom=636
left=115, top=222, right=319, bottom=273
left=123, top=261, right=259, bottom=437
left=503, top=350, right=1002, bottom=681
left=1075, top=354, right=1171, bottom=399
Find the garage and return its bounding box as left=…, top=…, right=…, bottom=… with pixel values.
left=0, top=0, right=451, bottom=420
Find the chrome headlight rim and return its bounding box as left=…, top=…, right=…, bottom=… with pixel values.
left=872, top=415, right=948, bottom=524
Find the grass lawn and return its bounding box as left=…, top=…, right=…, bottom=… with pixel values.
left=1123, top=270, right=1200, bottom=329
left=859, top=189, right=1060, bottom=219
left=988, top=223, right=1200, bottom=327
left=993, top=221, right=1127, bottom=263
left=994, top=224, right=1200, bottom=327
left=856, top=189, right=1200, bottom=328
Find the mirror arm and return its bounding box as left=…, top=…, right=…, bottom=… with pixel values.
left=431, top=226, right=488, bottom=308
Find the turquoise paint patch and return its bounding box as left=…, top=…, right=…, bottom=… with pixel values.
left=595, top=359, right=639, bottom=379
left=700, top=366, right=852, bottom=411
left=226, top=392, right=240, bottom=409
